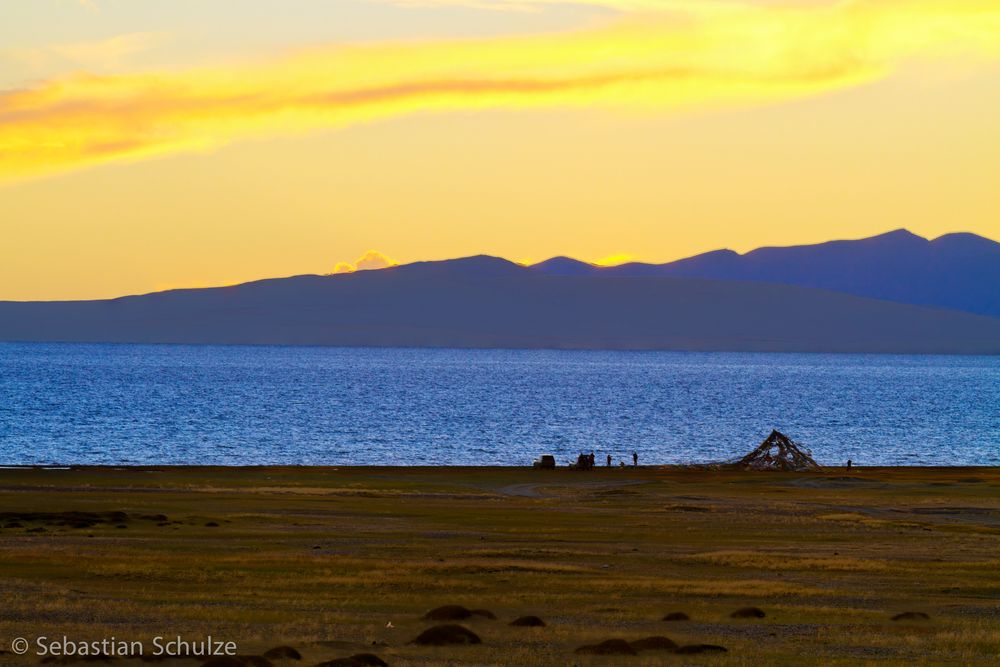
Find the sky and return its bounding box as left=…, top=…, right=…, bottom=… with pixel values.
left=1, top=0, right=999, bottom=300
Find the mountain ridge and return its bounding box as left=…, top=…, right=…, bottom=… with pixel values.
left=2, top=252, right=1000, bottom=353
left=528, top=229, right=1000, bottom=318
left=1, top=228, right=998, bottom=353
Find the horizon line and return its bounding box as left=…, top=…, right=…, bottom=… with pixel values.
left=2, top=226, right=996, bottom=304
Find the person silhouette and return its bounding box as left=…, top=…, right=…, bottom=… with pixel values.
left=606, top=454, right=612, bottom=467
left=632, top=451, right=638, bottom=467
left=847, top=458, right=853, bottom=469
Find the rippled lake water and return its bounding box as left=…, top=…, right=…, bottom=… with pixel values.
left=0, top=343, right=997, bottom=466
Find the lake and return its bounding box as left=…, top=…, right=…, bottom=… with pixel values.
left=0, top=343, right=997, bottom=466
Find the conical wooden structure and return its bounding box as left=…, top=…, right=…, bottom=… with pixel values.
left=738, top=430, right=820, bottom=471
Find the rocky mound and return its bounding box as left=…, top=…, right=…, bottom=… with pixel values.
left=202, top=657, right=273, bottom=667
left=316, top=655, right=388, bottom=667
left=630, top=636, right=678, bottom=652
left=240, top=658, right=275, bottom=667
left=892, top=611, right=930, bottom=621
left=675, top=644, right=728, bottom=654
left=509, top=615, right=546, bottom=627
left=574, top=639, right=637, bottom=656
left=422, top=605, right=494, bottom=621
left=410, top=624, right=482, bottom=646
left=661, top=611, right=690, bottom=621
left=201, top=658, right=247, bottom=667
left=731, top=606, right=766, bottom=619
left=343, top=655, right=388, bottom=667
left=261, top=646, right=301, bottom=660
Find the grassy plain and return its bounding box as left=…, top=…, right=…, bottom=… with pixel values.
left=1, top=466, right=1000, bottom=665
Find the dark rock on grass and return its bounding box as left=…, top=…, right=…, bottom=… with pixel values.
left=423, top=605, right=473, bottom=621
left=675, top=644, right=728, bottom=654
left=262, top=646, right=302, bottom=660
left=5, top=522, right=23, bottom=528
left=345, top=654, right=388, bottom=667
left=139, top=654, right=188, bottom=662
left=731, top=606, right=766, bottom=619
left=410, top=624, right=482, bottom=646
left=41, top=656, right=114, bottom=664
left=423, top=605, right=471, bottom=621
left=574, top=639, right=637, bottom=656
left=205, top=522, right=220, bottom=527
left=27, top=526, right=47, bottom=533
left=892, top=611, right=931, bottom=621
left=509, top=615, right=546, bottom=627
left=315, top=658, right=384, bottom=667
left=201, top=658, right=246, bottom=667
left=421, top=604, right=497, bottom=622
left=630, top=636, right=678, bottom=652
left=203, top=657, right=273, bottom=667
left=662, top=611, right=690, bottom=621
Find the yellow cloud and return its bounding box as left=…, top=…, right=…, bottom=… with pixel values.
left=331, top=251, right=397, bottom=274
left=2, top=0, right=999, bottom=183
left=355, top=250, right=397, bottom=270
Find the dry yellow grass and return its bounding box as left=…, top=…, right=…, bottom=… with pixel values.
left=0, top=465, right=999, bottom=665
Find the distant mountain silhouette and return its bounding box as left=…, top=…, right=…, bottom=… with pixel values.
left=530, top=229, right=1000, bottom=318
left=2, top=252, right=999, bottom=353
left=530, top=256, right=599, bottom=276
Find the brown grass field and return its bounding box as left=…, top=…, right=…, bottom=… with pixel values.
left=1, top=466, right=1000, bottom=665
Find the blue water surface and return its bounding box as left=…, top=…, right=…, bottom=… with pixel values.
left=0, top=343, right=997, bottom=466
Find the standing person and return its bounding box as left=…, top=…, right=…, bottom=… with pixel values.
left=847, top=458, right=853, bottom=470
left=589, top=451, right=596, bottom=468
left=606, top=454, right=612, bottom=467
left=632, top=451, right=638, bottom=467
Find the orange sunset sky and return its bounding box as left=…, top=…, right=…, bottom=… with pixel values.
left=2, top=0, right=999, bottom=300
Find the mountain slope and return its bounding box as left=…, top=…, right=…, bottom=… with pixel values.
left=531, top=229, right=1000, bottom=317
left=2, top=256, right=999, bottom=353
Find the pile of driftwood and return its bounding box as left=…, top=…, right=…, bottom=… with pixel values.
left=738, top=430, right=820, bottom=471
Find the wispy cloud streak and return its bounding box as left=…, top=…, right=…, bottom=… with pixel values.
left=2, top=0, right=999, bottom=182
